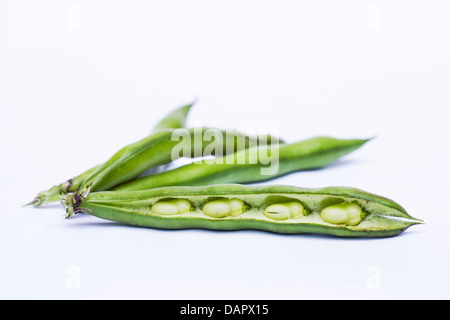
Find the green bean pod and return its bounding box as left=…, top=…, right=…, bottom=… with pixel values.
left=28, top=103, right=195, bottom=207
left=75, top=127, right=279, bottom=198
left=63, top=184, right=422, bottom=238
left=113, top=136, right=370, bottom=191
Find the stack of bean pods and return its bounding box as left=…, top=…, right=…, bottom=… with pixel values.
left=29, top=103, right=422, bottom=237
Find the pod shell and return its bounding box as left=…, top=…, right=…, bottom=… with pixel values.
left=74, top=184, right=422, bottom=238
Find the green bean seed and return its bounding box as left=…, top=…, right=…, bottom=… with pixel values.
left=320, top=202, right=364, bottom=226
left=63, top=184, right=423, bottom=238
left=263, top=202, right=306, bottom=220
left=202, top=198, right=247, bottom=218
left=151, top=199, right=192, bottom=215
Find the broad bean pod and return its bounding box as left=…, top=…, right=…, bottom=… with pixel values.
left=74, top=127, right=279, bottom=199
left=63, top=184, right=422, bottom=238
left=113, top=136, right=370, bottom=191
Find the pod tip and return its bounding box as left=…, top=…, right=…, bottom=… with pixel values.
left=412, top=218, right=425, bottom=225
left=363, top=136, right=377, bottom=143
left=23, top=198, right=40, bottom=207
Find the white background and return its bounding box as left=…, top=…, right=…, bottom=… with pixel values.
left=1, top=1, right=449, bottom=300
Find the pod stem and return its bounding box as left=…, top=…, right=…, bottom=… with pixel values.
left=63, top=183, right=92, bottom=218
left=24, top=198, right=41, bottom=207
left=25, top=180, right=73, bottom=207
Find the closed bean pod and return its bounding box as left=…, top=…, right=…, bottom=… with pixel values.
left=63, top=184, right=423, bottom=238
left=72, top=126, right=278, bottom=201
left=113, top=136, right=370, bottom=191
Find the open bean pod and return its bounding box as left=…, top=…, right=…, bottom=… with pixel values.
left=63, top=184, right=423, bottom=238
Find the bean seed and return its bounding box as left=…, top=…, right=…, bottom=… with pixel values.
left=151, top=199, right=192, bottom=215
left=263, top=202, right=306, bottom=220
left=320, top=202, right=363, bottom=226
left=202, top=198, right=246, bottom=218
